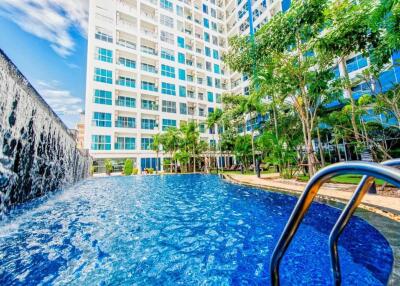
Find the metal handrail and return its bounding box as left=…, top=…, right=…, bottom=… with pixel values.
left=329, top=158, right=400, bottom=285
left=270, top=161, right=400, bottom=286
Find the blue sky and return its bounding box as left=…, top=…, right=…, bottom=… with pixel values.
left=0, top=0, right=89, bottom=128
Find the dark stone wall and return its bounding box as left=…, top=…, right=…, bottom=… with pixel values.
left=0, top=49, right=91, bottom=214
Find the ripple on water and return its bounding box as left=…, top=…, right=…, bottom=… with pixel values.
left=0, top=174, right=394, bottom=285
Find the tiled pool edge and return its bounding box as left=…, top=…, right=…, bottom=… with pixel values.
left=222, top=174, right=400, bottom=285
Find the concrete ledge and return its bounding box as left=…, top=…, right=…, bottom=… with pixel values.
left=223, top=174, right=400, bottom=222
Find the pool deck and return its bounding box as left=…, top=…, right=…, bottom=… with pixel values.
left=224, top=173, right=400, bottom=222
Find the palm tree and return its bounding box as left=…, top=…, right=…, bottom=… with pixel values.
left=151, top=134, right=161, bottom=174
left=240, top=93, right=266, bottom=174
left=162, top=127, right=181, bottom=173
left=180, top=121, right=200, bottom=172
left=207, top=109, right=223, bottom=171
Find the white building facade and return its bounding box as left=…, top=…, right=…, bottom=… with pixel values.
left=85, top=0, right=233, bottom=171
left=85, top=0, right=399, bottom=171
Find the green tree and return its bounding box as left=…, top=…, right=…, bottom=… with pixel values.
left=150, top=134, right=162, bottom=174
left=123, top=159, right=133, bottom=175
left=234, top=135, right=252, bottom=170
left=224, top=0, right=334, bottom=176
left=315, top=0, right=384, bottom=142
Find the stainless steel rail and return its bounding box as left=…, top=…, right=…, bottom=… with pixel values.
left=329, top=158, right=400, bottom=286
left=270, top=161, right=400, bottom=286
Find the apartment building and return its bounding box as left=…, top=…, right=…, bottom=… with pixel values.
left=84, top=0, right=230, bottom=171
left=85, top=0, right=400, bottom=171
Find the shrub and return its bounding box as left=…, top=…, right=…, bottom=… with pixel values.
left=104, top=159, right=113, bottom=175
left=132, top=168, right=138, bottom=175
left=123, top=159, right=133, bottom=175
left=146, top=168, right=154, bottom=174
left=90, top=165, right=95, bottom=176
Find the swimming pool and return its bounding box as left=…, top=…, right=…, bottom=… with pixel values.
left=0, top=174, right=393, bottom=285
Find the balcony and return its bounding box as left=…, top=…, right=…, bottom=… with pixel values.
left=115, top=117, right=136, bottom=128
left=117, top=38, right=136, bottom=50
left=117, top=0, right=137, bottom=14
left=141, top=29, right=157, bottom=40
left=141, top=100, right=158, bottom=111
left=141, top=81, right=158, bottom=92
left=115, top=96, right=136, bottom=108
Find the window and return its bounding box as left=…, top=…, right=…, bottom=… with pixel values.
left=162, top=100, right=176, bottom=113
left=92, top=112, right=112, bottom=127
left=214, top=64, right=220, bottom=74
left=94, top=68, right=112, bottom=84
left=177, top=36, right=185, bottom=48
left=160, top=14, right=174, bottom=28
left=142, top=99, right=158, bottom=110
left=204, top=32, right=210, bottom=42
left=202, top=4, right=208, bottom=14
left=94, top=89, right=112, bottom=105
left=161, top=48, right=175, bottom=61
left=141, top=45, right=157, bottom=55
left=346, top=55, right=368, bottom=73
left=179, top=86, right=186, bottom=97
left=378, top=69, right=399, bottom=93
left=213, top=49, right=219, bottom=59
left=117, top=38, right=136, bottom=50
left=116, top=76, right=135, bottom=88
left=160, top=31, right=174, bottom=44
left=115, top=116, right=136, bottom=128
left=216, top=93, right=222, bottom=103
left=96, top=47, right=113, bottom=63
left=176, top=5, right=183, bottom=16
left=95, top=28, right=113, bottom=43
left=180, top=103, right=187, bottom=114
left=332, top=65, right=340, bottom=79
left=161, top=64, right=175, bottom=78
left=199, top=123, right=205, bottom=133
left=115, top=137, right=135, bottom=150
left=141, top=63, right=157, bottom=73
left=160, top=0, right=173, bottom=11
left=91, top=135, right=111, bottom=150
left=351, top=82, right=370, bottom=100
left=141, top=138, right=154, bottom=150
left=141, top=118, right=157, bottom=130
left=119, top=57, right=136, bottom=69
left=203, top=18, right=210, bottom=28
left=211, top=8, right=216, bottom=18
left=162, top=119, right=177, bottom=130
left=116, top=96, right=136, bottom=108
left=178, top=69, right=186, bottom=80
left=215, top=78, right=221, bottom=88
left=161, top=82, right=176, bottom=95
left=205, top=47, right=211, bottom=57
left=178, top=52, right=185, bottom=64
left=206, top=62, right=212, bottom=71
left=207, top=76, right=213, bottom=87
left=141, top=81, right=158, bottom=92
left=211, top=22, right=217, bottom=31
left=207, top=92, right=214, bottom=102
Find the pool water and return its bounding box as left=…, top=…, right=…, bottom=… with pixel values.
left=0, top=174, right=393, bottom=285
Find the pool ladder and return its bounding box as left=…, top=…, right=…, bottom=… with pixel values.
left=270, top=159, right=400, bottom=286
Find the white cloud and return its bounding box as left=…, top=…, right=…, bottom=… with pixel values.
left=0, top=0, right=88, bottom=57
left=36, top=81, right=83, bottom=115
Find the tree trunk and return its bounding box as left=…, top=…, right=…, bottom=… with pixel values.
left=317, top=127, right=325, bottom=167
left=339, top=59, right=361, bottom=141
left=156, top=151, right=159, bottom=174
left=251, top=128, right=256, bottom=174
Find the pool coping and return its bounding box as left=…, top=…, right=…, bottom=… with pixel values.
left=222, top=174, right=400, bottom=285
left=223, top=174, right=400, bottom=222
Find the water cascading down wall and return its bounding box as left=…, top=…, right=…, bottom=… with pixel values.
left=0, top=49, right=91, bottom=214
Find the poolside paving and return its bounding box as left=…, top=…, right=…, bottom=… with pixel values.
left=225, top=173, right=400, bottom=221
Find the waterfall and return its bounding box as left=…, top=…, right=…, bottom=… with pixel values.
left=0, top=49, right=91, bottom=216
